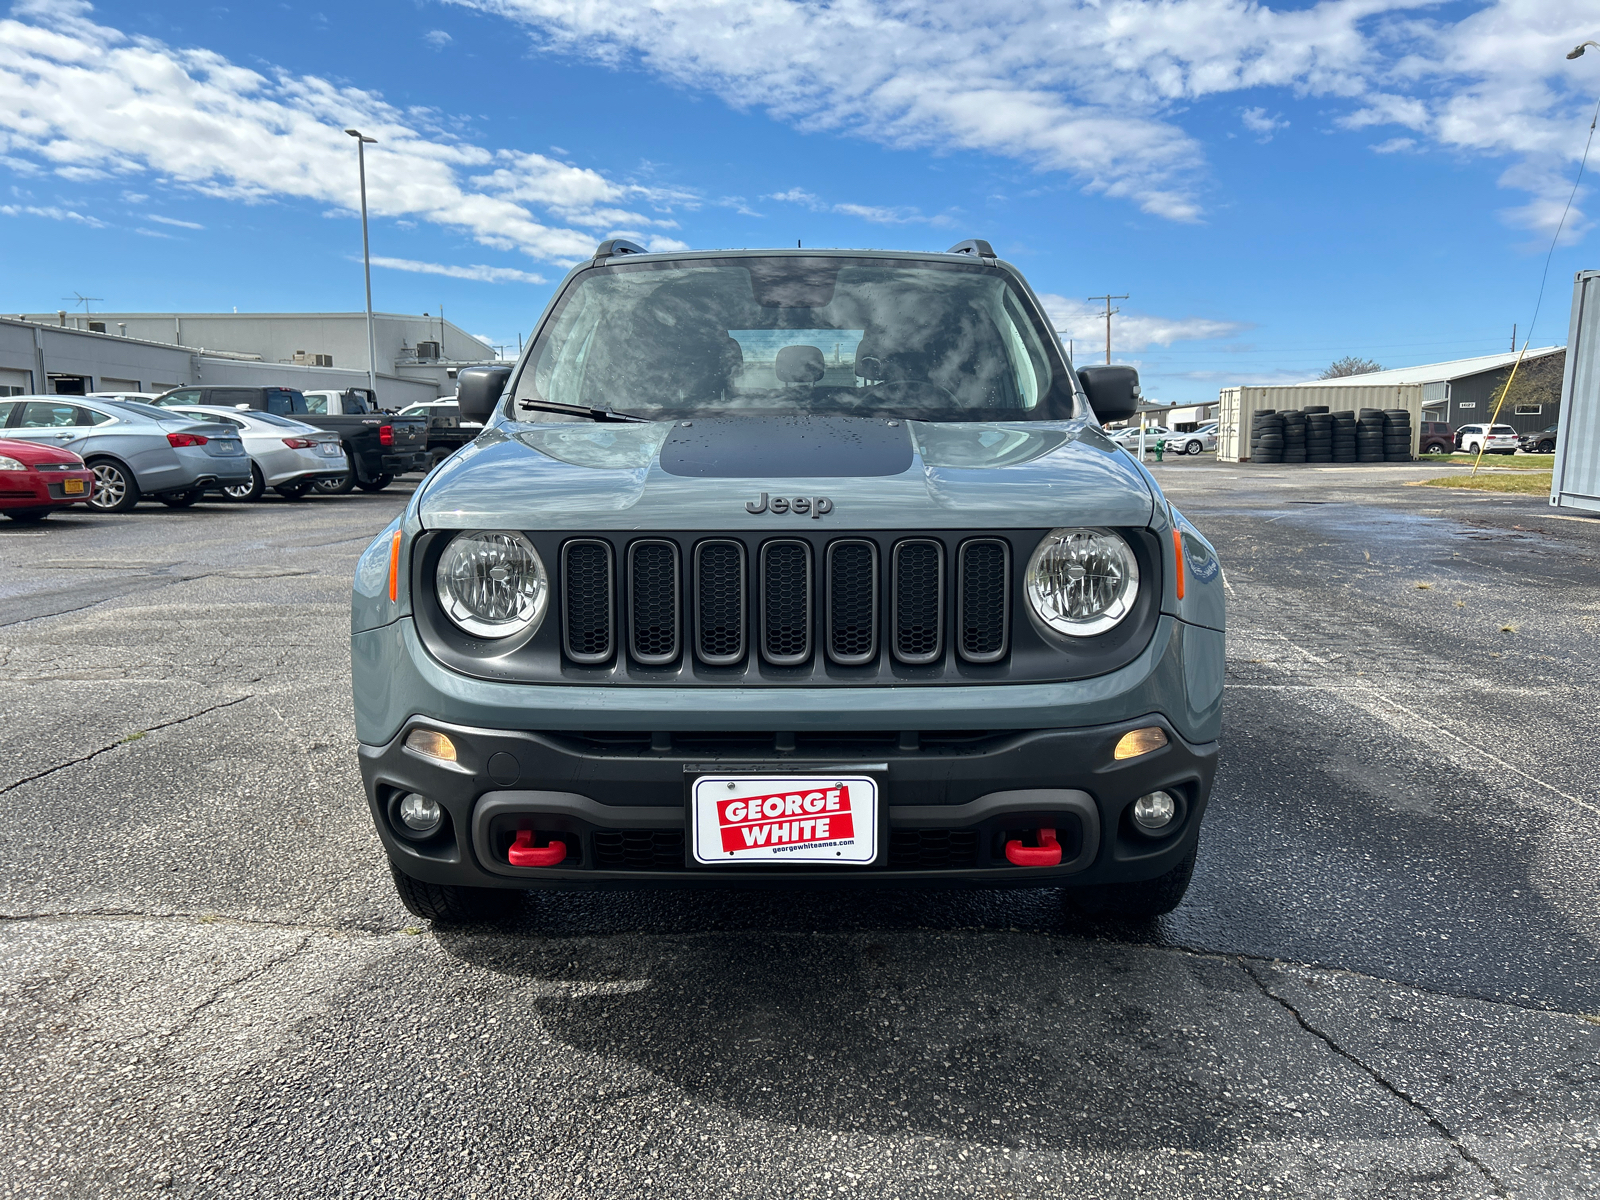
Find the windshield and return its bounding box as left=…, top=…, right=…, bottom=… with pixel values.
left=513, top=256, right=1074, bottom=422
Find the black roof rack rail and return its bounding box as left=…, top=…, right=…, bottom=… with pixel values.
left=593, top=238, right=649, bottom=261
left=946, top=239, right=995, bottom=258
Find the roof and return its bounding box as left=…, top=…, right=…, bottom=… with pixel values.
left=1285, top=346, right=1564, bottom=387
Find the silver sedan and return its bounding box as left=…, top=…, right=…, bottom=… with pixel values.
left=167, top=406, right=347, bottom=501
left=0, top=396, right=251, bottom=512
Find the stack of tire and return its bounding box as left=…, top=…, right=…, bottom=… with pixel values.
left=1383, top=409, right=1413, bottom=462
left=1303, top=406, right=1333, bottom=463
left=1332, top=411, right=1357, bottom=462
left=1280, top=410, right=1308, bottom=463
left=1356, top=409, right=1387, bottom=462
left=1252, top=410, right=1284, bottom=463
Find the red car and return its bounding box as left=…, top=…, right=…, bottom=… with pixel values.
left=0, top=437, right=96, bottom=522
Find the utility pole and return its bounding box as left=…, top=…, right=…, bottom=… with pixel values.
left=344, top=128, right=379, bottom=402
left=1086, top=294, right=1127, bottom=364
left=1511, top=323, right=1517, bottom=353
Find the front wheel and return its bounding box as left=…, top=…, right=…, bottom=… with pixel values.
left=1538, top=440, right=1555, bottom=453
left=223, top=465, right=264, bottom=502
left=1425, top=443, right=1446, bottom=454
left=389, top=862, right=521, bottom=924
left=356, top=473, right=393, bottom=493
left=86, top=459, right=140, bottom=512
left=1067, top=839, right=1198, bottom=921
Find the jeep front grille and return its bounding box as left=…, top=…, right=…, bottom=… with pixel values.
left=559, top=532, right=1018, bottom=670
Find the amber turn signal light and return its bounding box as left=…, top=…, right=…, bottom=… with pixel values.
left=404, top=729, right=458, bottom=762
left=1113, top=726, right=1168, bottom=760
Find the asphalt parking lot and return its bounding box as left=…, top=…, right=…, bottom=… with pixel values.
left=2, top=460, right=1598, bottom=1199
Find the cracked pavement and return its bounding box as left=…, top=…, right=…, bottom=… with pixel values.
left=0, top=464, right=1597, bottom=1198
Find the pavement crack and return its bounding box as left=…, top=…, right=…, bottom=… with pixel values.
left=0, top=695, right=255, bottom=794
left=1243, top=960, right=1509, bottom=1198
left=158, top=933, right=315, bottom=1044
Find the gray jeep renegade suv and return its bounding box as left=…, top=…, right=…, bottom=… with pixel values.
left=351, top=240, right=1225, bottom=923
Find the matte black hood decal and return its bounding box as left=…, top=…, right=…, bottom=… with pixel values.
left=657, top=416, right=914, bottom=479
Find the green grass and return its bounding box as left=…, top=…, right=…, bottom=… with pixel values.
left=1414, top=471, right=1553, bottom=495
left=1425, top=452, right=1554, bottom=468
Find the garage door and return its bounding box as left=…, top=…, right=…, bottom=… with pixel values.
left=0, top=366, right=32, bottom=396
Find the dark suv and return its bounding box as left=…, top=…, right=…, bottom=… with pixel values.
left=1418, top=421, right=1454, bottom=454
left=1520, top=425, right=1558, bottom=454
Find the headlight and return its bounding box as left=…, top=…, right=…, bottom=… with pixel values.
left=0, top=455, right=25, bottom=472
left=435, top=530, right=548, bottom=639
left=1024, top=527, right=1139, bottom=636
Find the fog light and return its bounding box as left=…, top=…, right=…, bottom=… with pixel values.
left=397, top=792, right=442, bottom=835
left=404, top=729, right=457, bottom=762
left=1132, top=791, right=1177, bottom=832
left=1114, top=726, right=1168, bottom=760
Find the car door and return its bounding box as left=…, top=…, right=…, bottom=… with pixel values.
left=8, top=400, right=103, bottom=456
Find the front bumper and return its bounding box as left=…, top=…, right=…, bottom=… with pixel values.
left=0, top=469, right=95, bottom=510
left=361, top=716, right=1216, bottom=891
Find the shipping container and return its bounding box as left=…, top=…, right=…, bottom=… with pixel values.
left=1216, top=384, right=1424, bottom=462
left=1551, top=270, right=1600, bottom=512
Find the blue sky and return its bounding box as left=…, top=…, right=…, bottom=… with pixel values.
left=2, top=0, right=1598, bottom=404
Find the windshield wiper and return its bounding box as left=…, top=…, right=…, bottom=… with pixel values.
left=516, top=398, right=651, bottom=424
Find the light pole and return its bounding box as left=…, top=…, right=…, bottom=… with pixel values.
left=1568, top=40, right=1599, bottom=58
left=344, top=128, right=379, bottom=403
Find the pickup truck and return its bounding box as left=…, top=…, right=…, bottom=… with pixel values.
left=153, top=385, right=428, bottom=492
left=396, top=398, right=482, bottom=467
left=353, top=238, right=1225, bottom=927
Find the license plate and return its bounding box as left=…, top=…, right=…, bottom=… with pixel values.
left=690, top=775, right=878, bottom=865
left=319, top=442, right=342, bottom=456
left=63, top=478, right=85, bottom=495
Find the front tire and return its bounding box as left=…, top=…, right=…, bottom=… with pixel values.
left=388, top=862, right=521, bottom=924
left=356, top=473, right=393, bottom=493
left=223, top=465, right=265, bottom=502
left=1184, top=440, right=1202, bottom=456
left=1068, top=839, right=1198, bottom=921
left=86, top=459, right=140, bottom=513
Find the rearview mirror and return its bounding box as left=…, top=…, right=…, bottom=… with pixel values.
left=456, top=366, right=512, bottom=422
left=1078, top=365, right=1141, bottom=425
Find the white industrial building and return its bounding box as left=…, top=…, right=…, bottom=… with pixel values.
left=4, top=310, right=499, bottom=406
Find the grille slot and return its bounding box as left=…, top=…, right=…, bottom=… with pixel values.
left=956, top=538, right=1010, bottom=663
left=627, top=540, right=680, bottom=664
left=561, top=539, right=614, bottom=663
left=887, top=829, right=980, bottom=870
left=693, top=539, right=746, bottom=665
left=592, top=830, right=685, bottom=870
left=892, top=539, right=944, bottom=664
left=759, top=540, right=812, bottom=666
left=825, top=539, right=878, bottom=665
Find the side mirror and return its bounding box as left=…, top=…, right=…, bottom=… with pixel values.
left=1078, top=365, right=1142, bottom=425
left=456, top=365, right=512, bottom=422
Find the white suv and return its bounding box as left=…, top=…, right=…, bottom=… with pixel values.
left=1455, top=424, right=1519, bottom=455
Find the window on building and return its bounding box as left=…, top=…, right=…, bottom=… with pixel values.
left=1515, top=404, right=1541, bottom=415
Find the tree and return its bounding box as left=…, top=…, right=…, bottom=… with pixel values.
left=1319, top=356, right=1384, bottom=379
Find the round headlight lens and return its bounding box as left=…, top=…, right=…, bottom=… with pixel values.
left=1025, top=527, right=1139, bottom=636
left=436, top=530, right=548, bottom=639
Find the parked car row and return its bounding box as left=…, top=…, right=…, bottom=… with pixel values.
left=1107, top=421, right=1218, bottom=456
left=0, top=384, right=445, bottom=521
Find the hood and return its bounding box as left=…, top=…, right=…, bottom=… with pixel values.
left=416, top=415, right=1155, bottom=531
left=0, top=437, right=84, bottom=466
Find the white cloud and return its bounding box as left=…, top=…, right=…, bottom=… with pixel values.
left=144, top=212, right=202, bottom=229
left=1039, top=294, right=1251, bottom=354
left=1371, top=137, right=1417, bottom=154
left=766, top=188, right=952, bottom=226
left=456, top=0, right=1600, bottom=233
left=1240, top=107, right=1287, bottom=141
left=0, top=202, right=106, bottom=227
left=0, top=4, right=693, bottom=265
left=423, top=30, right=452, bottom=49
left=369, top=255, right=546, bottom=283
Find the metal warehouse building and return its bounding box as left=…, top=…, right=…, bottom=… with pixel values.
left=1281, top=347, right=1567, bottom=435
left=3, top=310, right=498, bottom=407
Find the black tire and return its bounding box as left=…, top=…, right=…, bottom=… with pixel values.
left=389, top=862, right=521, bottom=924
left=314, top=457, right=357, bottom=494
left=1069, top=839, right=1198, bottom=920
left=275, top=481, right=313, bottom=500
left=1537, top=440, right=1555, bottom=453
left=224, top=465, right=265, bottom=503
left=158, top=488, right=202, bottom=508
left=356, top=473, right=393, bottom=493
left=86, top=458, right=140, bottom=513
left=1184, top=440, right=1203, bottom=456
left=4, top=508, right=50, bottom=522
left=1424, top=443, right=1447, bottom=454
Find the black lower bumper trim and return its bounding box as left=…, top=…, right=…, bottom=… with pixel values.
left=360, top=717, right=1216, bottom=891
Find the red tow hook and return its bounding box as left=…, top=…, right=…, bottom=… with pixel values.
left=508, top=829, right=566, bottom=867
left=1005, top=827, right=1062, bottom=867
